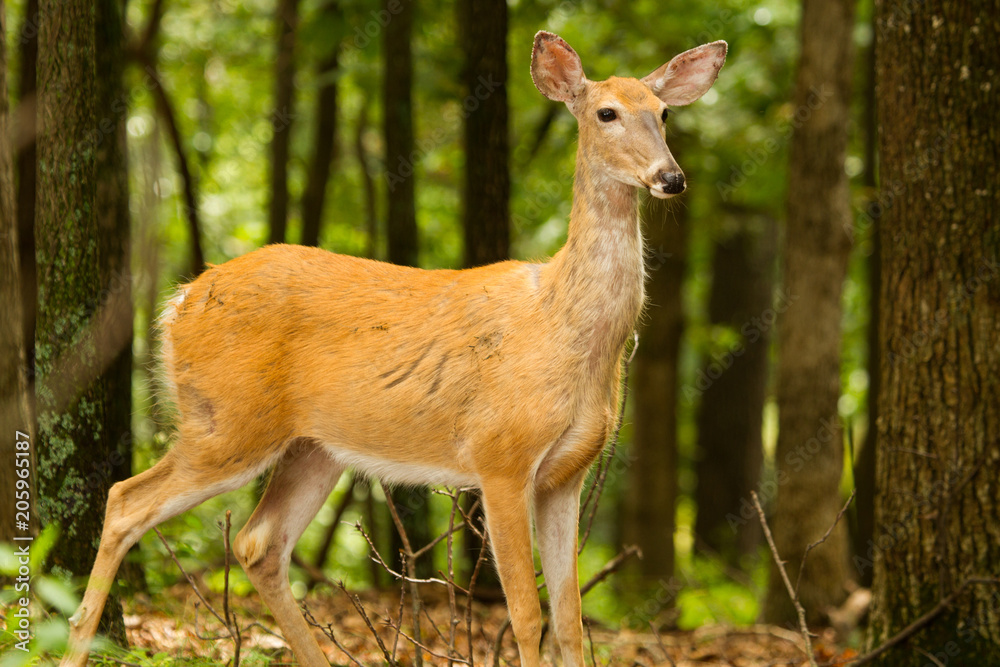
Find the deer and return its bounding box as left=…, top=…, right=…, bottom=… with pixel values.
left=61, top=31, right=726, bottom=667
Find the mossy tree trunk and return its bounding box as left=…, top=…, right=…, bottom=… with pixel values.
left=867, top=1, right=1000, bottom=662
left=35, top=0, right=129, bottom=643
left=764, top=0, right=856, bottom=625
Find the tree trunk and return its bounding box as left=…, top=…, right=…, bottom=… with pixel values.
left=763, top=0, right=856, bottom=626
left=35, top=0, right=124, bottom=641
left=457, top=0, right=509, bottom=589
left=16, top=0, right=37, bottom=427
left=458, top=0, right=509, bottom=268
left=852, top=17, right=879, bottom=589
left=693, top=212, right=775, bottom=564
left=300, top=0, right=340, bottom=248
left=622, top=196, right=686, bottom=592
left=267, top=0, right=300, bottom=245
left=868, top=1, right=1000, bottom=662
left=383, top=0, right=417, bottom=267
left=1, top=0, right=34, bottom=544
left=382, top=0, right=430, bottom=579
left=95, top=0, right=136, bottom=598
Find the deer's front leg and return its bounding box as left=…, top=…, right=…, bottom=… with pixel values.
left=536, top=473, right=587, bottom=666
left=481, top=477, right=542, bottom=667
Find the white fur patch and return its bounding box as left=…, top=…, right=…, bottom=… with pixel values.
left=320, top=444, right=479, bottom=489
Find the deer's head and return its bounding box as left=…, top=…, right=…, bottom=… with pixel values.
left=531, top=31, right=727, bottom=199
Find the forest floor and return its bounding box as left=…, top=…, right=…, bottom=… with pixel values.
left=114, top=584, right=859, bottom=667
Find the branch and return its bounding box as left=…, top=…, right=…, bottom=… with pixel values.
left=750, top=491, right=818, bottom=667
left=795, top=489, right=855, bottom=596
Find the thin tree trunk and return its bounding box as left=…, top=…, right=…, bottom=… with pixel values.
left=300, top=1, right=340, bottom=247
left=459, top=0, right=509, bottom=267
left=95, top=0, right=136, bottom=599
left=458, top=0, right=510, bottom=588
left=622, top=196, right=687, bottom=589
left=15, top=0, right=37, bottom=427
left=383, top=0, right=417, bottom=267
left=693, top=213, right=775, bottom=563
left=763, top=0, right=856, bottom=626
left=355, top=103, right=379, bottom=259
left=853, top=15, right=878, bottom=589
left=382, top=0, right=430, bottom=582
left=268, top=0, right=300, bottom=245
left=0, top=0, right=34, bottom=544
left=35, top=0, right=124, bottom=641
left=868, top=1, right=1000, bottom=661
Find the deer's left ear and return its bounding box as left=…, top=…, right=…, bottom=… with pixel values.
left=642, top=41, right=728, bottom=106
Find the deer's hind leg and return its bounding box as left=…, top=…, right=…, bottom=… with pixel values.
left=233, top=439, right=344, bottom=667
left=62, top=438, right=275, bottom=667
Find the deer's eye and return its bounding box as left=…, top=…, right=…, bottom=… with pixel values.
left=597, top=108, right=617, bottom=122
left=661, top=108, right=669, bottom=122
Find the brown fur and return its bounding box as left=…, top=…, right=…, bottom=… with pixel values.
left=62, top=31, right=726, bottom=667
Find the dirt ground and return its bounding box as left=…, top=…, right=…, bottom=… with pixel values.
left=121, top=585, right=858, bottom=666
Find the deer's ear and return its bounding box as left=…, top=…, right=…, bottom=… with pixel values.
left=531, top=31, right=586, bottom=103
left=642, top=41, right=728, bottom=106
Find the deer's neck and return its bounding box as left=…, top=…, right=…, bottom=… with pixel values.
left=543, top=150, right=645, bottom=369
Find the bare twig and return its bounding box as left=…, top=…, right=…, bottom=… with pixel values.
left=302, top=603, right=365, bottom=667
left=492, top=618, right=511, bottom=667
left=153, top=528, right=231, bottom=632
left=337, top=579, right=397, bottom=665
left=648, top=621, right=677, bottom=667
left=579, top=332, right=638, bottom=553
left=795, top=489, right=856, bottom=597
left=585, top=617, right=597, bottom=667
left=387, top=623, right=472, bottom=665
left=154, top=526, right=242, bottom=665
left=466, top=513, right=490, bottom=667
left=446, top=490, right=461, bottom=666
left=222, top=511, right=242, bottom=667
left=383, top=485, right=424, bottom=667
left=749, top=491, right=818, bottom=667
left=580, top=545, right=642, bottom=597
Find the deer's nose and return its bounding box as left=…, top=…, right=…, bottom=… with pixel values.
left=658, top=171, right=686, bottom=194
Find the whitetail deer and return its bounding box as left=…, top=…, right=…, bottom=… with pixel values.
left=62, top=31, right=726, bottom=667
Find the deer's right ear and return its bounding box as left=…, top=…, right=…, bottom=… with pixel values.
left=531, top=31, right=586, bottom=103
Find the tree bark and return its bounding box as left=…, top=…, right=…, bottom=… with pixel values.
left=300, top=1, right=340, bottom=248
left=763, top=0, right=856, bottom=626
left=693, top=213, right=775, bottom=564
left=1, top=0, right=34, bottom=544
left=267, top=0, right=300, bottom=245
left=383, top=0, right=417, bottom=267
left=458, top=0, right=509, bottom=268
left=868, top=0, right=1000, bottom=661
left=35, top=0, right=126, bottom=641
left=622, top=196, right=687, bottom=589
